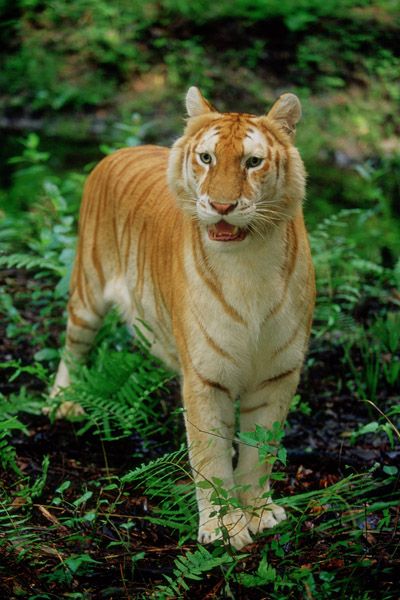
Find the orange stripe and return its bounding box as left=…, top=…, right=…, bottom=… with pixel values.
left=171, top=297, right=232, bottom=399
left=282, top=144, right=291, bottom=175
left=271, top=266, right=313, bottom=358
left=67, top=335, right=91, bottom=347
left=69, top=307, right=98, bottom=332
left=75, top=253, right=86, bottom=307
left=192, top=365, right=233, bottom=399
left=255, top=366, right=300, bottom=394
left=131, top=172, right=167, bottom=208
left=262, top=220, right=298, bottom=322
left=117, top=166, right=165, bottom=203
left=110, top=159, right=139, bottom=199
left=91, top=181, right=106, bottom=289
left=82, top=269, right=104, bottom=319
left=112, top=210, right=122, bottom=273
left=135, top=221, right=146, bottom=304
left=274, top=150, right=281, bottom=178
left=122, top=210, right=133, bottom=271
left=192, top=226, right=247, bottom=326
left=265, top=132, right=275, bottom=146
left=192, top=309, right=237, bottom=364
left=286, top=219, right=298, bottom=276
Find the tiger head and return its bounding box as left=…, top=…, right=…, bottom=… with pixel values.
left=168, top=87, right=306, bottom=248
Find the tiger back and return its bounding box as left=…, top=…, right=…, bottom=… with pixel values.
left=53, top=87, right=315, bottom=550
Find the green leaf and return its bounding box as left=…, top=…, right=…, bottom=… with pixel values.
left=56, top=480, right=71, bottom=494
left=196, top=480, right=213, bottom=489
left=383, top=465, right=398, bottom=476
left=73, top=491, right=93, bottom=507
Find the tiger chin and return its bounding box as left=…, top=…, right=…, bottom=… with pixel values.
left=52, top=87, right=315, bottom=550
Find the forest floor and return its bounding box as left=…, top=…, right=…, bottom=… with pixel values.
left=1, top=267, right=399, bottom=599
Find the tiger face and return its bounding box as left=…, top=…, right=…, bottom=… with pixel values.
left=168, top=87, right=306, bottom=248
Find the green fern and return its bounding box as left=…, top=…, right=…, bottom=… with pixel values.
left=122, top=445, right=196, bottom=535
left=0, top=380, right=45, bottom=474
left=310, top=208, right=390, bottom=336
left=0, top=454, right=51, bottom=561
left=0, top=416, right=27, bottom=474
left=122, top=445, right=188, bottom=485
left=155, top=544, right=235, bottom=598
left=0, top=505, right=44, bottom=559
left=53, top=346, right=175, bottom=441
left=0, top=252, right=64, bottom=275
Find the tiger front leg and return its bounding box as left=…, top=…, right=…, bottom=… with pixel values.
left=235, top=368, right=301, bottom=535
left=182, top=374, right=252, bottom=550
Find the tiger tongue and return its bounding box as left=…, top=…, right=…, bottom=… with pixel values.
left=215, top=221, right=236, bottom=234
left=208, top=220, right=247, bottom=242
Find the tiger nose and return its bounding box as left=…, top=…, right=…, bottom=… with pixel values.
left=210, top=201, right=237, bottom=215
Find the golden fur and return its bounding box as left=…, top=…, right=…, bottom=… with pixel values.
left=53, top=87, right=315, bottom=549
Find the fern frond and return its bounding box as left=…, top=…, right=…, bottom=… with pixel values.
left=155, top=545, right=235, bottom=599
left=122, top=445, right=188, bottom=487
left=0, top=416, right=27, bottom=474
left=0, top=252, right=63, bottom=275
left=0, top=504, right=44, bottom=559
left=54, top=347, right=175, bottom=441
left=122, top=445, right=196, bottom=535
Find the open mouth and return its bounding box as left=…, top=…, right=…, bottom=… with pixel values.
left=207, top=221, right=248, bottom=242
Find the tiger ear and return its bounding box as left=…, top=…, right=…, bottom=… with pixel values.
left=185, top=87, right=215, bottom=117
left=267, top=93, right=302, bottom=139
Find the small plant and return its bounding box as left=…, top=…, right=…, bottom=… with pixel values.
left=238, top=421, right=287, bottom=477
left=156, top=544, right=236, bottom=599
left=343, top=312, right=400, bottom=404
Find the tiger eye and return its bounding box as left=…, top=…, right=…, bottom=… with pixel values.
left=199, top=152, right=212, bottom=164
left=246, top=156, right=263, bottom=169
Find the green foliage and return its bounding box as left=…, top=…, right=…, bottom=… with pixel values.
left=2, top=0, right=150, bottom=110
left=156, top=544, right=236, bottom=598
left=0, top=366, right=47, bottom=474
left=343, top=312, right=400, bottom=403
left=52, top=343, right=175, bottom=441
left=0, top=504, right=43, bottom=559
left=237, top=555, right=277, bottom=587
left=122, top=445, right=196, bottom=536
left=238, top=421, right=287, bottom=468
left=310, top=208, right=396, bottom=337
left=1, top=134, right=81, bottom=305
left=0, top=416, right=27, bottom=473
left=44, top=553, right=101, bottom=586
left=2, top=0, right=399, bottom=113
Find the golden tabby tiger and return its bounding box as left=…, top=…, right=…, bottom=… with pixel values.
left=52, top=87, right=315, bottom=550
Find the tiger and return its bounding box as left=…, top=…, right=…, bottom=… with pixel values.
left=52, top=87, right=315, bottom=550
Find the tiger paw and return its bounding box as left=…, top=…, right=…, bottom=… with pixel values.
left=43, top=400, right=85, bottom=419
left=246, top=502, right=287, bottom=535
left=56, top=400, right=85, bottom=419
left=198, top=510, right=253, bottom=550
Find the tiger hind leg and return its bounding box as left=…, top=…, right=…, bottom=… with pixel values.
left=50, top=287, right=106, bottom=416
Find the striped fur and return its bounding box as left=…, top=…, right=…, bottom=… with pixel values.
left=53, top=88, right=315, bottom=549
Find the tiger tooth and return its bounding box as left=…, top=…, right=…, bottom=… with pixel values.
left=232, top=226, right=239, bottom=235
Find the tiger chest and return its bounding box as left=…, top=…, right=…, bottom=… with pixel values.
left=177, top=254, right=294, bottom=393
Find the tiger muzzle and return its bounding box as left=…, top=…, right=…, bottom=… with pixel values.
left=210, top=201, right=238, bottom=215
